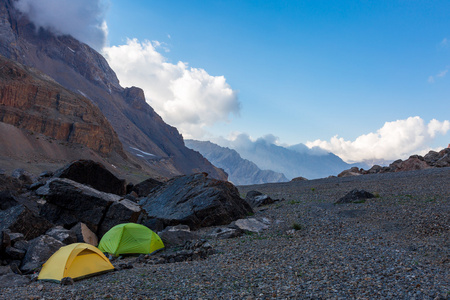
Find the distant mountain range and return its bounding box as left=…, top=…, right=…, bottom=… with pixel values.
left=189, top=138, right=366, bottom=180
left=185, top=140, right=288, bottom=185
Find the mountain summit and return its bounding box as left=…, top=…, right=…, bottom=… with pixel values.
left=0, top=0, right=226, bottom=180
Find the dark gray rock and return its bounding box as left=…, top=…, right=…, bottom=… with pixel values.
left=435, top=152, right=450, bottom=167
left=98, top=199, right=142, bottom=237
left=1, top=230, right=11, bottom=251
left=0, top=174, right=22, bottom=193
left=53, top=160, right=126, bottom=195
left=10, top=262, right=22, bottom=275
left=20, top=235, right=64, bottom=273
left=28, top=181, right=46, bottom=191
left=38, top=171, right=54, bottom=179
left=11, top=169, right=37, bottom=185
left=229, top=217, right=271, bottom=233
left=207, top=227, right=242, bottom=239
left=424, top=148, right=450, bottom=167
left=245, top=190, right=276, bottom=208
left=0, top=191, right=20, bottom=210
left=140, top=173, right=253, bottom=230
left=132, top=177, right=163, bottom=197
left=13, top=240, right=29, bottom=251
left=36, top=178, right=121, bottom=233
left=61, top=277, right=74, bottom=285
left=158, top=226, right=200, bottom=247
left=335, top=189, right=375, bottom=204
left=0, top=205, right=53, bottom=240
left=124, top=193, right=139, bottom=203
left=45, top=226, right=77, bottom=245
left=144, top=239, right=214, bottom=265
left=140, top=217, right=164, bottom=232
left=5, top=246, right=25, bottom=260
left=8, top=232, right=24, bottom=245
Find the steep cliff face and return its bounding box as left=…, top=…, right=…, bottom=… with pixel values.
left=0, top=0, right=227, bottom=180
left=0, top=54, right=125, bottom=156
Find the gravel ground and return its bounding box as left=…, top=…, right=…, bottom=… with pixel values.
left=1, top=168, right=449, bottom=299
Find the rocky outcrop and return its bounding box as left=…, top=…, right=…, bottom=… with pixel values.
left=140, top=173, right=253, bottom=229
left=0, top=0, right=227, bottom=181
left=20, top=235, right=64, bottom=273
left=338, top=148, right=450, bottom=177
left=0, top=55, right=125, bottom=157
left=36, top=178, right=141, bottom=235
left=0, top=204, right=53, bottom=240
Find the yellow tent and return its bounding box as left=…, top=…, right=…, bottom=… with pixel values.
left=38, top=243, right=114, bottom=282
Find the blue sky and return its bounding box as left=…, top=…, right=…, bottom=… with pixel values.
left=16, top=0, right=450, bottom=162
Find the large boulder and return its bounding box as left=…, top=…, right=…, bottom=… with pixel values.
left=98, top=199, right=142, bottom=237
left=53, top=160, right=126, bottom=195
left=45, top=226, right=77, bottom=245
left=132, top=177, right=164, bottom=197
left=0, top=174, right=22, bottom=192
left=158, top=225, right=200, bottom=247
left=424, top=148, right=450, bottom=167
left=389, top=155, right=430, bottom=172
left=11, top=169, right=37, bottom=185
left=338, top=167, right=363, bottom=177
left=0, top=205, right=53, bottom=240
left=20, top=235, right=64, bottom=273
left=140, top=173, right=253, bottom=230
left=244, top=191, right=276, bottom=208
left=36, top=178, right=122, bottom=233
left=0, top=190, right=20, bottom=210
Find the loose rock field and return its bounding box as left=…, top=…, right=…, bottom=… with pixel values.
left=1, top=168, right=449, bottom=299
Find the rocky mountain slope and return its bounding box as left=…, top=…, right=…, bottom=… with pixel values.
left=0, top=55, right=124, bottom=156
left=185, top=140, right=288, bottom=185
left=0, top=0, right=226, bottom=181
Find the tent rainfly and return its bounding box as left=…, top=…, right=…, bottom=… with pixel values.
left=38, top=243, right=114, bottom=282
left=98, top=223, right=164, bottom=256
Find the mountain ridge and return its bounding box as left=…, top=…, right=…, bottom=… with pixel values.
left=0, top=0, right=227, bottom=181
left=185, top=140, right=288, bottom=185
left=214, top=139, right=365, bottom=180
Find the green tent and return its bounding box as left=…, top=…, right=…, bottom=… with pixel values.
left=98, top=223, right=164, bottom=256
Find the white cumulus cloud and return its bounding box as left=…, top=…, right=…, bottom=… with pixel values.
left=102, top=38, right=240, bottom=139
left=306, top=117, right=450, bottom=163
left=14, top=0, right=109, bottom=50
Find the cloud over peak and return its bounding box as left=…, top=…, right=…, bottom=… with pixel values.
left=306, top=117, right=450, bottom=163
left=103, top=39, right=240, bottom=139
left=14, top=0, right=109, bottom=50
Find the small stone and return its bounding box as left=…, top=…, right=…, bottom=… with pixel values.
left=61, top=277, right=74, bottom=285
